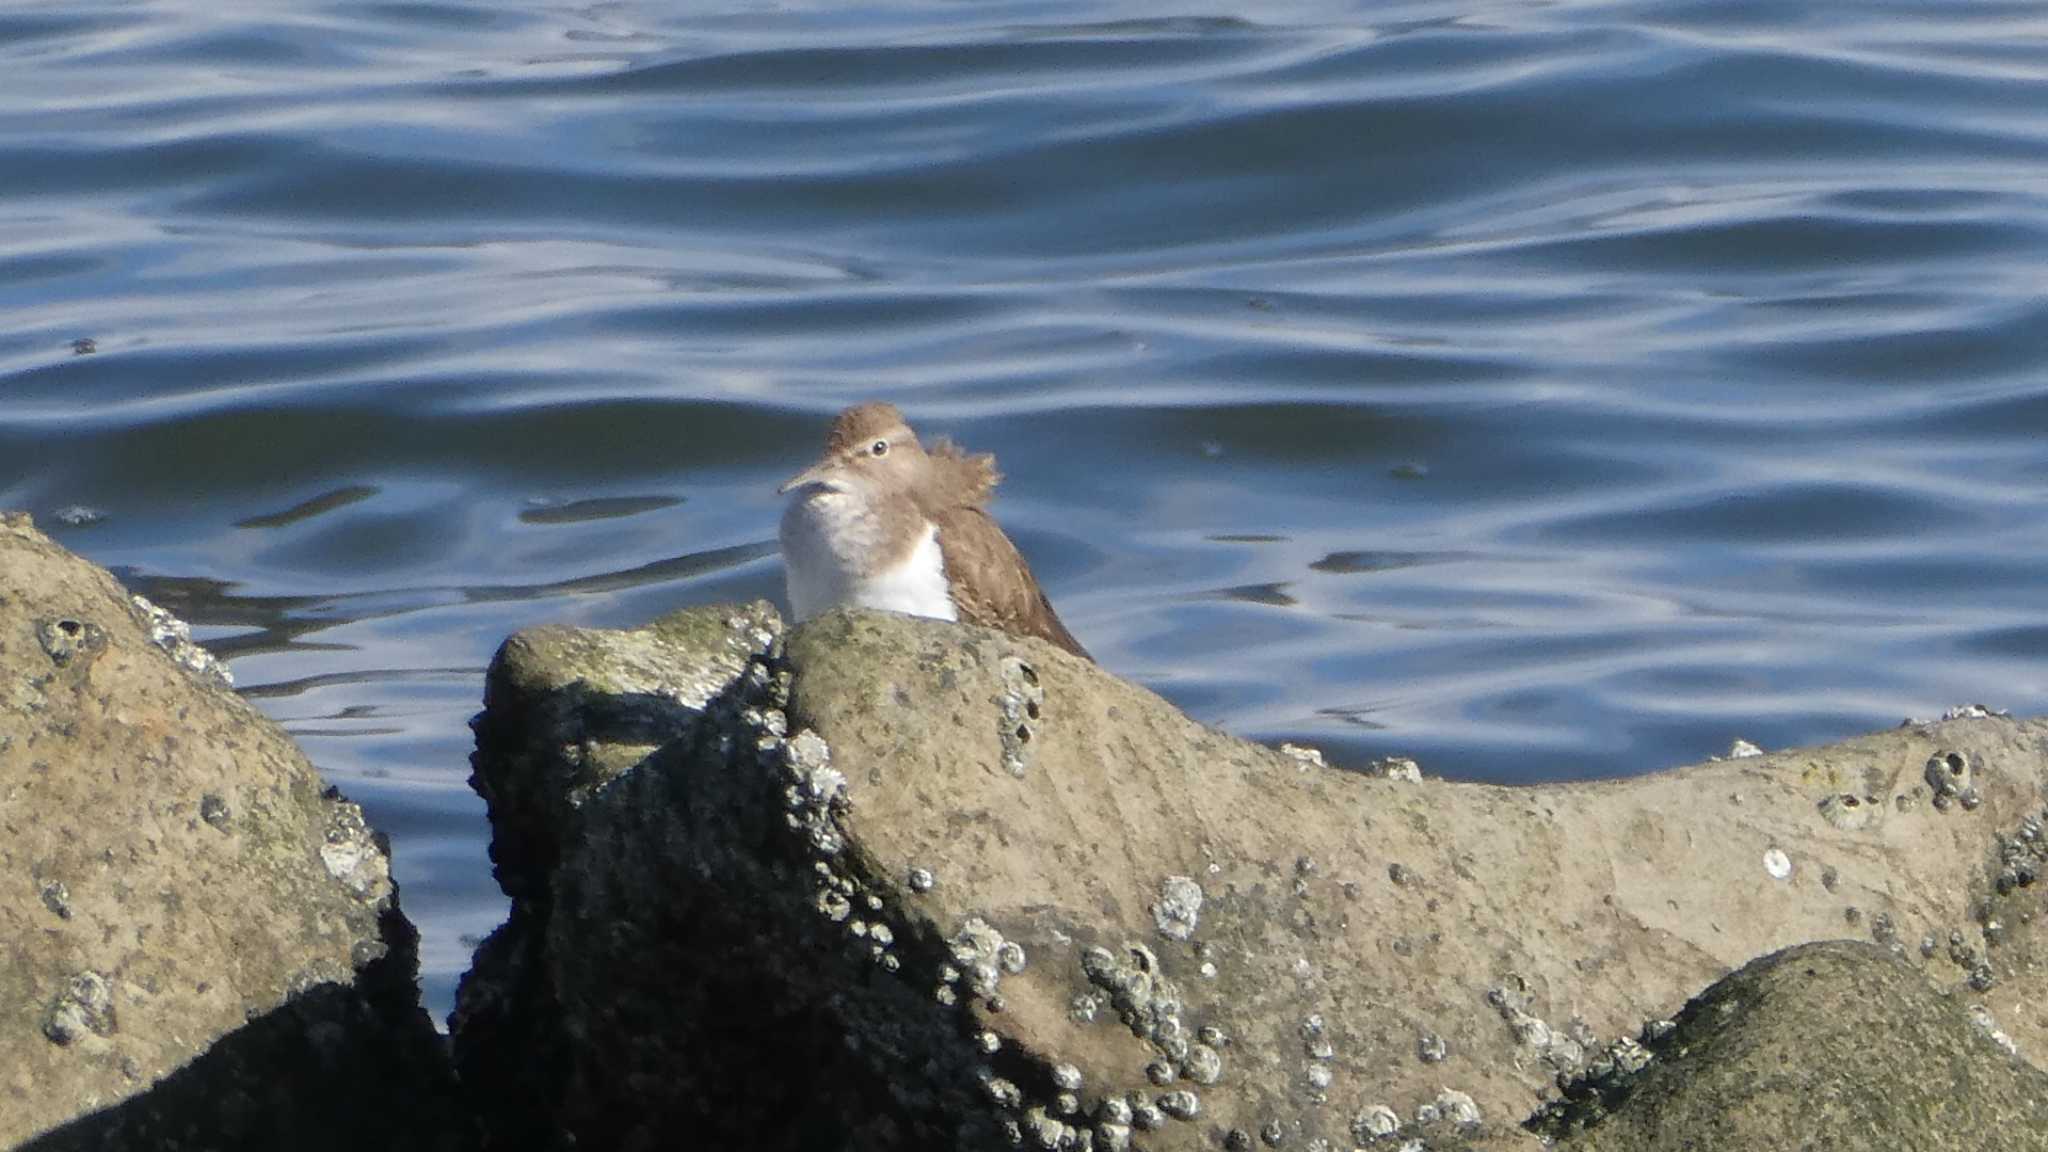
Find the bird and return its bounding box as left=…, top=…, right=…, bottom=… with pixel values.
left=777, top=403, right=1090, bottom=660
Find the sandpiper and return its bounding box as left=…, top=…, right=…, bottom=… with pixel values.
left=777, top=403, right=1090, bottom=660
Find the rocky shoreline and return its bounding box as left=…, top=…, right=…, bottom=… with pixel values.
left=5, top=515, right=2045, bottom=1150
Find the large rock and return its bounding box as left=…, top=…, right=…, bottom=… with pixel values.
left=454, top=603, right=2048, bottom=1150
left=454, top=601, right=1007, bottom=1150
left=1537, top=940, right=2048, bottom=1150
left=450, top=600, right=843, bottom=1151
left=0, top=514, right=467, bottom=1151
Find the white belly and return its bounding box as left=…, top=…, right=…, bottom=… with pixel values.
left=780, top=495, right=957, bottom=624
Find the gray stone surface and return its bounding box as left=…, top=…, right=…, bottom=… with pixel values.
left=0, top=513, right=467, bottom=1151
left=454, top=602, right=2048, bottom=1150
left=1538, top=940, right=2048, bottom=1150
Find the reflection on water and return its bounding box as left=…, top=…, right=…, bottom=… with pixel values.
left=517, top=494, right=682, bottom=524
left=124, top=539, right=780, bottom=660
left=237, top=485, right=382, bottom=529
left=4, top=0, right=2047, bottom=1022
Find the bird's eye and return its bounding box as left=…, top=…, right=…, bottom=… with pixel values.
left=870, top=439, right=889, bottom=456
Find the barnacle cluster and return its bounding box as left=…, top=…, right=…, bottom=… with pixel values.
left=997, top=655, right=1043, bottom=778
left=1487, top=980, right=1586, bottom=1072
left=1995, top=810, right=2047, bottom=895
left=1924, top=749, right=1981, bottom=812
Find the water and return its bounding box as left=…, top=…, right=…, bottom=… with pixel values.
left=4, top=0, right=2045, bottom=1023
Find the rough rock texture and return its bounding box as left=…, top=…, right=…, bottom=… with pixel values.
left=454, top=602, right=1089, bottom=1147
left=1538, top=940, right=2048, bottom=1150
left=454, top=600, right=1026, bottom=1150
left=0, top=513, right=468, bottom=1151
left=452, top=594, right=884, bottom=1139
left=455, top=602, right=2048, bottom=1150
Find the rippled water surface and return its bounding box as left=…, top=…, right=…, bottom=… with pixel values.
left=5, top=0, right=2046, bottom=1020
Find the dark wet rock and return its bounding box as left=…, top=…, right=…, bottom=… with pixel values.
left=452, top=599, right=1023, bottom=1151
left=0, top=512, right=468, bottom=1152
left=462, top=604, right=778, bottom=905
left=452, top=603, right=2048, bottom=1150
left=1534, top=940, right=2048, bottom=1150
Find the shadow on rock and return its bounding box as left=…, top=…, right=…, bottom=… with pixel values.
left=0, top=513, right=471, bottom=1150
left=21, top=910, right=471, bottom=1152
left=453, top=602, right=1007, bottom=1151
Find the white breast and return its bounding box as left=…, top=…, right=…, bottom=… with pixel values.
left=780, top=493, right=957, bottom=624
left=853, top=522, right=957, bottom=621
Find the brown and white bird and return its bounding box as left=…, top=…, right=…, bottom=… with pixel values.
left=778, top=403, right=1090, bottom=660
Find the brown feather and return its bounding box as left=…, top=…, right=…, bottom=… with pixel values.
left=929, top=505, right=1091, bottom=660
left=918, top=438, right=1000, bottom=511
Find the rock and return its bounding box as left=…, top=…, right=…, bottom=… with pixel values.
left=1535, top=940, right=2048, bottom=1149
left=464, top=604, right=780, bottom=904
left=449, top=600, right=1003, bottom=1150
left=0, top=513, right=467, bottom=1151
left=454, top=603, right=2048, bottom=1149
left=454, top=601, right=1156, bottom=1149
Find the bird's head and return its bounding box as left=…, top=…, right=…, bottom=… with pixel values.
left=778, top=402, right=925, bottom=498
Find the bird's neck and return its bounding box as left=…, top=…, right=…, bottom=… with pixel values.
left=827, top=488, right=927, bottom=573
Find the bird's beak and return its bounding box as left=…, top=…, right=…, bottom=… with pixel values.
left=777, top=459, right=842, bottom=495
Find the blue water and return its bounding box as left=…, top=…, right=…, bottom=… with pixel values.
left=4, top=0, right=2045, bottom=1023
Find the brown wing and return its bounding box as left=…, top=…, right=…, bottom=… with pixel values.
left=930, top=506, right=1091, bottom=661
